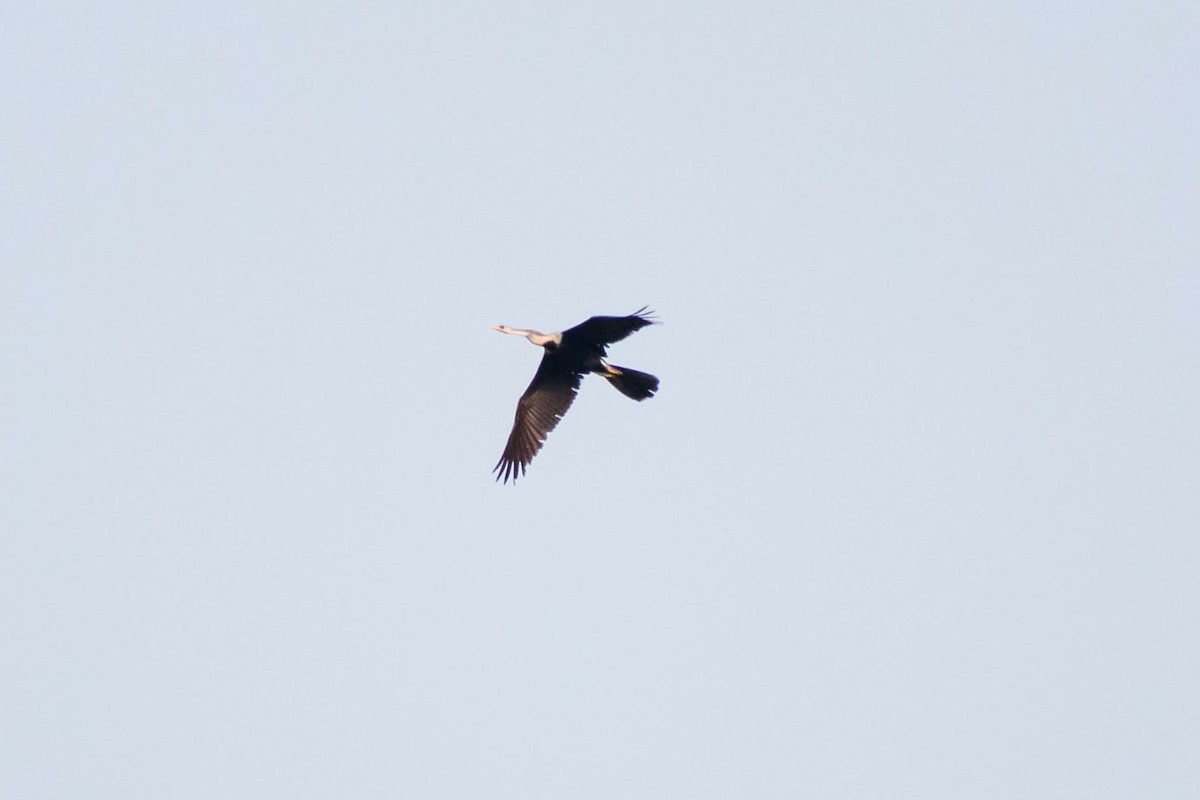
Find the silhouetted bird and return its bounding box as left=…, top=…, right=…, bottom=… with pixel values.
left=491, top=308, right=659, bottom=484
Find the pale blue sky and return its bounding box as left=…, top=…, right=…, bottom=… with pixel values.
left=3, top=2, right=1198, bottom=798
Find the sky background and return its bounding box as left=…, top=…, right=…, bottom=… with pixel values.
left=3, top=2, right=1198, bottom=798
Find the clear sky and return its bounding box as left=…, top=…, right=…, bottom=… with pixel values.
left=3, top=2, right=1197, bottom=798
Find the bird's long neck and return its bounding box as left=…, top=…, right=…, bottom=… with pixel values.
left=494, top=325, right=562, bottom=347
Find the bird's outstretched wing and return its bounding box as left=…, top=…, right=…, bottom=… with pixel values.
left=493, top=355, right=584, bottom=484
left=562, top=307, right=656, bottom=349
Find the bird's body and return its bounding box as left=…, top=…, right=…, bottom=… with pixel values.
left=491, top=308, right=660, bottom=484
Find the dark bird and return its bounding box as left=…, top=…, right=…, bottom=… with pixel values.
left=491, top=307, right=660, bottom=484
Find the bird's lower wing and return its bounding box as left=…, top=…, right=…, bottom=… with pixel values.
left=493, top=365, right=584, bottom=484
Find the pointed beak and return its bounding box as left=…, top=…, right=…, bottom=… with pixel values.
left=490, top=325, right=505, bottom=333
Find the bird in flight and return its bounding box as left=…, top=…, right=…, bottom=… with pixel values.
left=491, top=307, right=660, bottom=484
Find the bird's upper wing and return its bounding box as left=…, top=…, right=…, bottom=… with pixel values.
left=493, top=355, right=584, bottom=484
left=562, top=307, right=656, bottom=348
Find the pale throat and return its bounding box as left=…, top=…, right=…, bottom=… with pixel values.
left=527, top=331, right=562, bottom=347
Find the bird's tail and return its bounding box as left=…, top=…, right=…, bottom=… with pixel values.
left=603, top=365, right=659, bottom=401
